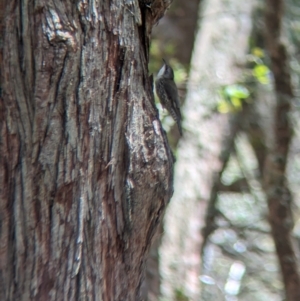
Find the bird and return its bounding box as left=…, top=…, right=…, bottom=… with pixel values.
left=155, top=59, right=182, bottom=136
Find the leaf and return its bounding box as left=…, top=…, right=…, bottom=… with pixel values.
left=252, top=47, right=264, bottom=58
left=217, top=99, right=231, bottom=113
left=224, top=85, right=250, bottom=99
left=253, top=64, right=270, bottom=84
left=231, top=97, right=242, bottom=109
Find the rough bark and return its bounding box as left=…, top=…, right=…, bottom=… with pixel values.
left=264, top=0, right=300, bottom=300
left=159, top=0, right=257, bottom=300
left=0, top=1, right=174, bottom=300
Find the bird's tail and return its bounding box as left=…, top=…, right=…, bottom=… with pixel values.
left=177, top=119, right=183, bottom=136
left=170, top=109, right=183, bottom=136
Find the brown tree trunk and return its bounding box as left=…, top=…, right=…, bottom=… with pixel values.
left=264, top=0, right=300, bottom=300
left=0, top=1, right=174, bottom=300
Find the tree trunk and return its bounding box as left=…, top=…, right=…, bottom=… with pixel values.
left=159, top=0, right=257, bottom=299
left=264, top=0, right=300, bottom=300
left=0, top=1, right=174, bottom=300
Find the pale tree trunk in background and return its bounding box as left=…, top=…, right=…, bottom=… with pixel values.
left=159, top=0, right=257, bottom=300
left=0, top=1, right=174, bottom=300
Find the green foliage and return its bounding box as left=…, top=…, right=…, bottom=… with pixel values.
left=253, top=64, right=270, bottom=84
left=218, top=85, right=250, bottom=113
left=250, top=47, right=271, bottom=84
left=217, top=47, right=271, bottom=113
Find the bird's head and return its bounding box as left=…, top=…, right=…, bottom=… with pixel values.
left=157, top=59, right=174, bottom=80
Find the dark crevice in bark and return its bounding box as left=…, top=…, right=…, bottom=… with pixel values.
left=138, top=7, right=150, bottom=62
left=115, top=47, right=127, bottom=93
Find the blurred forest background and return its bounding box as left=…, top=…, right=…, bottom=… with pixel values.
left=144, top=0, right=300, bottom=300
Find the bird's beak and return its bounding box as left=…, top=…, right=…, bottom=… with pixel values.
left=162, top=58, right=167, bottom=65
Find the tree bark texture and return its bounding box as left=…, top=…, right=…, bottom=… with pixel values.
left=159, top=0, right=257, bottom=300
left=264, top=0, right=300, bottom=300
left=0, top=1, right=174, bottom=300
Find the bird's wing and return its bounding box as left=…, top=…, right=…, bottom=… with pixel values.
left=164, top=79, right=181, bottom=119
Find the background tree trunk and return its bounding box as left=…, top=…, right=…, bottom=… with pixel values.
left=159, top=0, right=257, bottom=299
left=0, top=1, right=174, bottom=300
left=264, top=0, right=300, bottom=299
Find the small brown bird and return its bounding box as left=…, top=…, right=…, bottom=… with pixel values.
left=155, top=59, right=182, bottom=135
